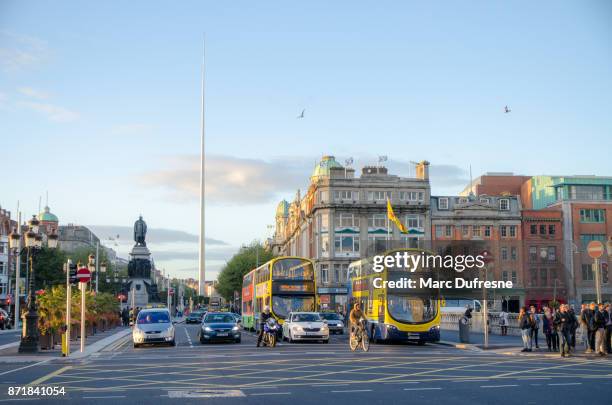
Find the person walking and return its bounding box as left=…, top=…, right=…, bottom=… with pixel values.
left=594, top=303, right=607, bottom=356
left=543, top=307, right=555, bottom=352
left=529, top=305, right=540, bottom=349
left=499, top=309, right=509, bottom=336
left=605, top=304, right=612, bottom=355
left=519, top=307, right=533, bottom=352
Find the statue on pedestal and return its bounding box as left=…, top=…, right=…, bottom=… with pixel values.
left=134, top=215, right=147, bottom=246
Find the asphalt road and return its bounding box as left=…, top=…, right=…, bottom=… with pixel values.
left=0, top=329, right=19, bottom=347
left=0, top=323, right=611, bottom=404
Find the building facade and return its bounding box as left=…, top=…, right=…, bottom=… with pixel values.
left=272, top=156, right=432, bottom=312
left=430, top=194, right=524, bottom=311
left=0, top=207, right=16, bottom=310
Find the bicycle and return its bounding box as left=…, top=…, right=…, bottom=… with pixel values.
left=349, top=318, right=370, bottom=352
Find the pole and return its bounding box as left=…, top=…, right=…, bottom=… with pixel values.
left=198, top=38, right=206, bottom=297
left=80, top=282, right=86, bottom=353
left=65, top=259, right=72, bottom=356
left=593, top=258, right=602, bottom=303
left=14, top=211, right=21, bottom=329
left=167, top=278, right=171, bottom=313
left=483, top=267, right=489, bottom=349
left=95, top=242, right=99, bottom=293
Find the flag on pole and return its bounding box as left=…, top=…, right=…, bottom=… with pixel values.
left=387, top=198, right=407, bottom=233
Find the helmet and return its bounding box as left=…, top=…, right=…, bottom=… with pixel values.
left=264, top=305, right=270, bottom=313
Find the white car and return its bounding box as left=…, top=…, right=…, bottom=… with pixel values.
left=282, top=312, right=329, bottom=343
left=132, top=308, right=175, bottom=348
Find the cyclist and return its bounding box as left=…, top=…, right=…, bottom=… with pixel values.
left=349, top=302, right=366, bottom=340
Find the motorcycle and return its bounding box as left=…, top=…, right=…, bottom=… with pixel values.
left=262, top=318, right=279, bottom=347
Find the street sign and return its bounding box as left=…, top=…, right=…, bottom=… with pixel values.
left=587, top=240, right=605, bottom=259
left=76, top=267, right=91, bottom=283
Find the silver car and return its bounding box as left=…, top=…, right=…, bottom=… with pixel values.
left=132, top=308, right=175, bottom=348
left=282, top=312, right=329, bottom=343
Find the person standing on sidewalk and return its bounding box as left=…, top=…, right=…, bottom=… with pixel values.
left=594, top=303, right=607, bottom=356
left=568, top=305, right=578, bottom=351
left=556, top=304, right=572, bottom=357
left=605, top=303, right=612, bottom=354
left=519, top=307, right=533, bottom=352
left=543, top=307, right=555, bottom=352
left=583, top=303, right=597, bottom=353
left=499, top=309, right=509, bottom=336
left=579, top=304, right=588, bottom=351
left=529, top=305, right=540, bottom=349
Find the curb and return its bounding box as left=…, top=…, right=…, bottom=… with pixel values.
left=435, top=340, right=483, bottom=352
left=68, top=328, right=132, bottom=359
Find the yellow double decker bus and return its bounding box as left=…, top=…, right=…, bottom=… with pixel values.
left=347, top=248, right=441, bottom=344
left=242, top=256, right=316, bottom=331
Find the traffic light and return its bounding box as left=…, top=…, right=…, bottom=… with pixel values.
left=602, top=263, right=609, bottom=284
left=69, top=262, right=78, bottom=285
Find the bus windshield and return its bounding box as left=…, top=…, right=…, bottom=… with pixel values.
left=272, top=258, right=314, bottom=280
left=387, top=294, right=437, bottom=324
left=272, top=295, right=315, bottom=319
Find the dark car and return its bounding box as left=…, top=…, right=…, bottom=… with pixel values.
left=186, top=311, right=205, bottom=324
left=319, top=312, right=345, bottom=334
left=199, top=312, right=241, bottom=344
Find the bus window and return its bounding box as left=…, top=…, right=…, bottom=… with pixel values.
left=272, top=258, right=314, bottom=280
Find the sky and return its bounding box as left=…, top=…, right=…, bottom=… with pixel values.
left=1, top=1, right=611, bottom=280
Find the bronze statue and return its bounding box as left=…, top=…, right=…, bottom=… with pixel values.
left=134, top=215, right=147, bottom=246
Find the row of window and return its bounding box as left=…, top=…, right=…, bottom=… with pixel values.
left=529, top=268, right=559, bottom=287
left=501, top=271, right=518, bottom=284
left=333, top=213, right=425, bottom=229
left=0, top=242, right=7, bottom=254
left=319, top=263, right=349, bottom=284
left=529, top=224, right=556, bottom=236
left=438, top=197, right=511, bottom=211
left=321, top=234, right=419, bottom=255
left=434, top=225, right=517, bottom=238
left=579, top=208, right=606, bottom=223
left=329, top=190, right=426, bottom=202
left=528, top=246, right=557, bottom=262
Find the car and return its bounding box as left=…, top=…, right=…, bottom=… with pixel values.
left=230, top=313, right=242, bottom=325
left=132, top=308, right=175, bottom=348
left=282, top=312, right=329, bottom=343
left=185, top=310, right=205, bottom=324
left=319, top=312, right=344, bottom=334
left=0, top=309, right=12, bottom=330
left=198, top=312, right=241, bottom=344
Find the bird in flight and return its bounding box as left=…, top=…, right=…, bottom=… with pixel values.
left=504, top=105, right=511, bottom=113
left=297, top=109, right=305, bottom=119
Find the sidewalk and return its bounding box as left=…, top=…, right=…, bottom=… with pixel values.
left=440, top=329, right=520, bottom=350
left=0, top=326, right=130, bottom=362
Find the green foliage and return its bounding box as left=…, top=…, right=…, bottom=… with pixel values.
left=216, top=242, right=274, bottom=300
left=31, top=247, right=66, bottom=290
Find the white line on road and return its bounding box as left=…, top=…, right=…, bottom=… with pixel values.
left=403, top=388, right=442, bottom=391
left=452, top=380, right=489, bottom=383
left=548, top=383, right=582, bottom=386
left=82, top=396, right=127, bottom=399
left=480, top=385, right=519, bottom=388
left=184, top=327, right=193, bottom=348
left=0, top=360, right=52, bottom=377
left=331, top=389, right=373, bottom=393
left=250, top=392, right=291, bottom=396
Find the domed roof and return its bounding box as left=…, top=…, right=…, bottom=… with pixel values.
left=276, top=200, right=289, bottom=217
left=311, top=155, right=344, bottom=181
left=39, top=206, right=58, bottom=223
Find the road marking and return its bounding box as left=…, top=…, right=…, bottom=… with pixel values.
left=331, top=389, right=373, bottom=393
left=403, top=387, right=442, bottom=391
left=480, top=384, right=519, bottom=388
left=0, top=360, right=52, bottom=377
left=82, top=396, right=126, bottom=399
left=548, top=382, right=582, bottom=386
left=183, top=327, right=193, bottom=348
left=250, top=392, right=291, bottom=396
left=168, top=389, right=245, bottom=398
left=452, top=379, right=489, bottom=383
left=27, top=365, right=71, bottom=385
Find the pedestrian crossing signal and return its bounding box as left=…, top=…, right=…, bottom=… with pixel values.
left=602, top=263, right=609, bottom=284
left=69, top=262, right=78, bottom=285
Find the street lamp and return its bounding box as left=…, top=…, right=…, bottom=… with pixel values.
left=10, top=216, right=58, bottom=353
left=100, top=261, right=107, bottom=274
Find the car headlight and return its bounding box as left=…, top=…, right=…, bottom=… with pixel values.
left=321, top=325, right=329, bottom=331
left=386, top=324, right=398, bottom=330
left=292, top=326, right=304, bottom=332
left=133, top=328, right=144, bottom=336
left=203, top=326, right=212, bottom=332
left=232, top=326, right=239, bottom=331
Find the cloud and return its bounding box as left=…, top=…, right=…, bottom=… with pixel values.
left=152, top=246, right=237, bottom=262
left=16, top=101, right=79, bottom=122
left=87, top=225, right=227, bottom=245
left=18, top=87, right=50, bottom=99
left=139, top=155, right=311, bottom=205
left=0, top=31, right=49, bottom=71
left=428, top=164, right=469, bottom=187
left=111, top=123, right=154, bottom=136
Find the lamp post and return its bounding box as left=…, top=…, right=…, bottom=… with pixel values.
left=9, top=216, right=58, bottom=353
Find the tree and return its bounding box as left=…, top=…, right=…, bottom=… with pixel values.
left=216, top=242, right=274, bottom=300
left=31, top=247, right=66, bottom=290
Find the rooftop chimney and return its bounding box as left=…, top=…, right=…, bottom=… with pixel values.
left=416, top=160, right=430, bottom=180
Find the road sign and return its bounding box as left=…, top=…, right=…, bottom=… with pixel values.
left=587, top=240, right=605, bottom=259
left=76, top=267, right=91, bottom=283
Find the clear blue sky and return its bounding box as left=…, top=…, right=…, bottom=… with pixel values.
left=1, top=1, right=611, bottom=279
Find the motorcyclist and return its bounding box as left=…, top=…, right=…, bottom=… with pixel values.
left=256, top=305, right=272, bottom=347
left=349, top=302, right=366, bottom=339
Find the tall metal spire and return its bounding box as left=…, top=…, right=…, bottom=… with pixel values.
left=198, top=37, right=206, bottom=297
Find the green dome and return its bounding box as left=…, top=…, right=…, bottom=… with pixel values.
left=311, top=155, right=344, bottom=181
left=39, top=206, right=58, bottom=223
left=276, top=200, right=289, bottom=217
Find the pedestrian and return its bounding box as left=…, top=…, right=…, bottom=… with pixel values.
left=519, top=307, right=533, bottom=352
left=605, top=304, right=612, bottom=355
left=568, top=305, right=578, bottom=350
left=594, top=303, right=607, bottom=356
left=556, top=304, right=572, bottom=357
left=529, top=305, right=540, bottom=349
left=579, top=303, right=588, bottom=351
left=499, top=309, right=509, bottom=336
left=551, top=306, right=560, bottom=351
left=583, top=303, right=597, bottom=353
left=543, top=307, right=555, bottom=352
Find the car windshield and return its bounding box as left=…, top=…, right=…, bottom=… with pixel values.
left=387, top=294, right=437, bottom=324
left=137, top=311, right=170, bottom=324
left=319, top=313, right=341, bottom=320
left=292, top=313, right=321, bottom=322
left=272, top=295, right=315, bottom=319
left=204, top=314, right=235, bottom=323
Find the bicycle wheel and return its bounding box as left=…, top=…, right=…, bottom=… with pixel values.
left=349, top=333, right=359, bottom=351
left=361, top=332, right=370, bottom=352
left=270, top=334, right=276, bottom=347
